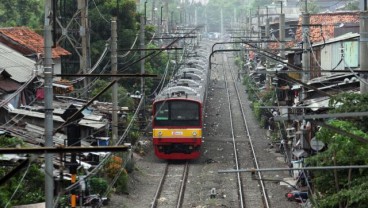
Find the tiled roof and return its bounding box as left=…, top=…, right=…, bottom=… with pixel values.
left=0, top=26, right=71, bottom=58
left=295, top=12, right=360, bottom=43
left=267, top=11, right=359, bottom=51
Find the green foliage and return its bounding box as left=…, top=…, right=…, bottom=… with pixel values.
left=329, top=93, right=368, bottom=131
left=306, top=120, right=368, bottom=207
left=299, top=0, right=320, bottom=13
left=89, top=177, right=109, bottom=195
left=243, top=76, right=258, bottom=102
left=115, top=170, right=129, bottom=194
left=90, top=79, right=134, bottom=108
left=0, top=135, right=24, bottom=147
left=234, top=56, right=243, bottom=68
left=129, top=130, right=141, bottom=145
left=0, top=164, right=45, bottom=207
left=0, top=0, right=44, bottom=28
left=341, top=1, right=359, bottom=11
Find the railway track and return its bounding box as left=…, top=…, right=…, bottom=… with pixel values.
left=150, top=161, right=189, bottom=208
left=221, top=53, right=270, bottom=208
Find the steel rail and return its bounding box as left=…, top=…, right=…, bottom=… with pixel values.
left=176, top=162, right=189, bottom=208
left=227, top=54, right=271, bottom=208
left=151, top=162, right=169, bottom=208
left=221, top=53, right=245, bottom=208
left=150, top=162, right=189, bottom=208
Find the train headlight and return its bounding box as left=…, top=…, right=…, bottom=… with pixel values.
left=188, top=146, right=193, bottom=150
left=158, top=131, right=163, bottom=137
left=192, top=132, right=197, bottom=136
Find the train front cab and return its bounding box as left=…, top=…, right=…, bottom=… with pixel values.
left=152, top=99, right=202, bottom=160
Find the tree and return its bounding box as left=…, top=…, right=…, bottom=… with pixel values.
left=299, top=0, right=320, bottom=13
left=90, top=79, right=134, bottom=108
left=306, top=120, right=368, bottom=207
left=0, top=0, right=44, bottom=28
left=329, top=93, right=368, bottom=132
left=0, top=136, right=45, bottom=207
left=339, top=0, right=359, bottom=11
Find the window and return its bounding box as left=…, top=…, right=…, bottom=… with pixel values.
left=154, top=100, right=200, bottom=127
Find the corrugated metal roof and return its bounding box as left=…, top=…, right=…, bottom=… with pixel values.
left=8, top=108, right=107, bottom=129
left=0, top=43, right=35, bottom=83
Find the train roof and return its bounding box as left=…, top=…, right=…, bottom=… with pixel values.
left=153, top=40, right=210, bottom=104
left=169, top=79, right=201, bottom=88
left=175, top=72, right=203, bottom=81
left=178, top=68, right=205, bottom=76
left=155, top=86, right=203, bottom=102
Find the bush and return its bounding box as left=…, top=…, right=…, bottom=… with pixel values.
left=115, top=169, right=129, bottom=194
left=89, top=177, right=108, bottom=195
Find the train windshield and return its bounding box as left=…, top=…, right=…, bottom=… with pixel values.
left=154, top=100, right=200, bottom=126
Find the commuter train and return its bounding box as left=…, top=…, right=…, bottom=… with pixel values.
left=152, top=44, right=209, bottom=160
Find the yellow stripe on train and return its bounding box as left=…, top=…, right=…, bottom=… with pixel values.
left=153, top=128, right=202, bottom=138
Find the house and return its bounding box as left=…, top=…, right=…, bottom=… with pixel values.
left=259, top=12, right=362, bottom=165
left=0, top=26, right=71, bottom=80
left=0, top=43, right=38, bottom=109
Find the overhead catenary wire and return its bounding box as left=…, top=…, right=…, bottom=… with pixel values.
left=53, top=28, right=200, bottom=207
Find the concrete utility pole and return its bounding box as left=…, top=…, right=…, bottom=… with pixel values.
left=233, top=8, right=237, bottom=29
left=302, top=13, right=310, bottom=87
left=248, top=10, right=252, bottom=38
left=44, top=0, right=54, bottom=207
left=279, top=2, right=285, bottom=59
left=165, top=0, right=169, bottom=33
left=205, top=6, right=208, bottom=33
left=78, top=0, right=91, bottom=97
left=301, top=0, right=310, bottom=101
left=111, top=17, right=118, bottom=144
left=220, top=8, right=224, bottom=36
left=151, top=0, right=156, bottom=25
left=258, top=7, right=261, bottom=46
left=140, top=15, right=145, bottom=119
left=265, top=7, right=270, bottom=40
left=360, top=6, right=368, bottom=93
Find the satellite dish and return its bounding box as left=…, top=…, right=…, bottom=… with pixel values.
left=310, top=137, right=325, bottom=151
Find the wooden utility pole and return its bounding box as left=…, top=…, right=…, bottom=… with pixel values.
left=44, top=0, right=54, bottom=207
left=111, top=17, right=118, bottom=144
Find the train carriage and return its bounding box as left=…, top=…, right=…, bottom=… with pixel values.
left=152, top=45, right=209, bottom=160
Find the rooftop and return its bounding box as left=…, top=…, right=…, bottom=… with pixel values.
left=0, top=27, right=71, bottom=58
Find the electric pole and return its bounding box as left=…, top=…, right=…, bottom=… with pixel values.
left=360, top=2, right=368, bottom=93
left=78, top=0, right=91, bottom=98
left=302, top=10, right=310, bottom=96
left=279, top=2, right=285, bottom=59
left=44, top=0, right=54, bottom=207
left=140, top=15, right=146, bottom=123
left=221, top=8, right=224, bottom=37
left=111, top=17, right=118, bottom=144
left=54, top=0, right=91, bottom=98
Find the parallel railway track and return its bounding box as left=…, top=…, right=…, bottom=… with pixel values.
left=221, top=53, right=270, bottom=208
